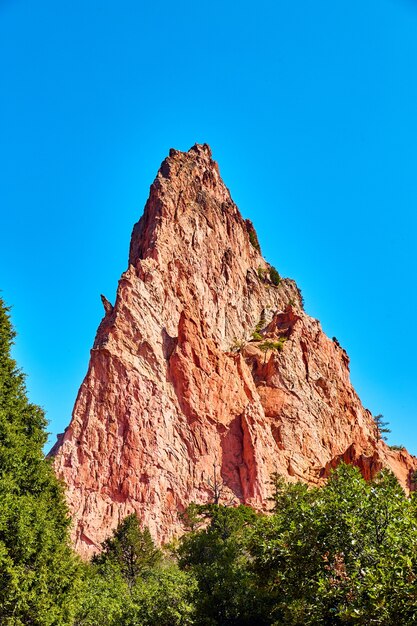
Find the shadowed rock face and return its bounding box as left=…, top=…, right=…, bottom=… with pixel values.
left=51, top=144, right=417, bottom=557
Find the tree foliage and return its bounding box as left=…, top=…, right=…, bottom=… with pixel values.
left=76, top=514, right=196, bottom=626
left=269, top=266, right=281, bottom=286
left=0, top=298, right=80, bottom=625
left=250, top=465, right=417, bottom=625
left=175, top=466, right=417, bottom=625
left=373, top=413, right=391, bottom=442
left=178, top=504, right=268, bottom=625
left=92, top=513, right=162, bottom=587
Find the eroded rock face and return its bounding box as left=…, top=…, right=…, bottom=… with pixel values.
left=51, top=144, right=417, bottom=557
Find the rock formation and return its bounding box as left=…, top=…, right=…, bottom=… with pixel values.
left=51, top=144, right=417, bottom=557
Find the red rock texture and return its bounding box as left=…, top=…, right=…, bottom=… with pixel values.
left=51, top=144, right=417, bottom=557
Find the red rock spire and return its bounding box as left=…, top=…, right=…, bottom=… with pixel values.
left=52, top=145, right=417, bottom=557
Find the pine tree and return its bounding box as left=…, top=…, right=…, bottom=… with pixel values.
left=93, top=513, right=161, bottom=588
left=0, top=297, right=79, bottom=625
left=373, top=413, right=391, bottom=442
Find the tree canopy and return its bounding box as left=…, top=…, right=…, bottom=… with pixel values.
left=177, top=466, right=417, bottom=625
left=0, top=298, right=80, bottom=625
left=76, top=513, right=196, bottom=626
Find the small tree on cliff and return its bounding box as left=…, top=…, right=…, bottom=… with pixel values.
left=259, top=339, right=286, bottom=364
left=0, top=297, right=79, bottom=625
left=373, top=413, right=391, bottom=442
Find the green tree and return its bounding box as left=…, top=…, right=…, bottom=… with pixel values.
left=178, top=504, right=268, bottom=626
left=124, top=565, right=197, bottom=626
left=246, top=220, right=261, bottom=253
left=373, top=413, right=391, bottom=442
left=259, top=339, right=285, bottom=364
left=77, top=515, right=196, bottom=626
left=93, top=513, right=162, bottom=588
left=269, top=266, right=281, bottom=286
left=73, top=561, right=128, bottom=626
left=250, top=465, right=417, bottom=625
left=0, top=297, right=80, bottom=625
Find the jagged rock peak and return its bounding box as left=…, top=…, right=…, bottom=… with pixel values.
left=52, top=145, right=417, bottom=558
left=129, top=143, right=243, bottom=267
left=125, top=143, right=301, bottom=351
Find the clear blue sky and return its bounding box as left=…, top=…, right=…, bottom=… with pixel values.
left=1, top=0, right=416, bottom=453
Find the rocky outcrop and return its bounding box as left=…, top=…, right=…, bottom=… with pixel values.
left=51, top=144, right=417, bottom=557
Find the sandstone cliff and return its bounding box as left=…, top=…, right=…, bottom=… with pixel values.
left=51, top=144, right=417, bottom=557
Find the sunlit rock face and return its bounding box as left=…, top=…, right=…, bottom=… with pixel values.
left=51, top=144, right=417, bottom=557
